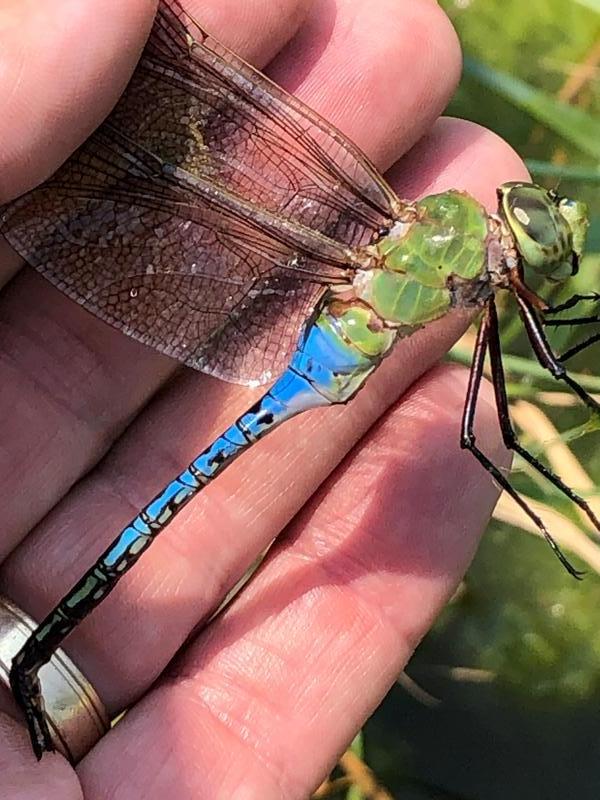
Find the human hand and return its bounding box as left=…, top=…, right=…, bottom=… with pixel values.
left=0, top=0, right=521, bottom=796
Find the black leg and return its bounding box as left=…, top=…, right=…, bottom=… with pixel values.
left=515, top=293, right=600, bottom=415
left=545, top=315, right=600, bottom=327
left=543, top=294, right=600, bottom=351
left=487, top=300, right=600, bottom=534
left=560, top=332, right=600, bottom=362
left=460, top=305, right=583, bottom=579
left=544, top=293, right=600, bottom=315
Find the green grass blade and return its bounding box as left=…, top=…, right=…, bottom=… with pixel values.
left=463, top=57, right=600, bottom=159
left=449, top=344, right=600, bottom=393
left=346, top=731, right=365, bottom=800
left=527, top=160, right=600, bottom=183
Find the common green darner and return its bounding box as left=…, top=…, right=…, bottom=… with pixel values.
left=0, top=0, right=598, bottom=761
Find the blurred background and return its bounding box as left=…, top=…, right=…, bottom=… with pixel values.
left=316, top=1, right=600, bottom=797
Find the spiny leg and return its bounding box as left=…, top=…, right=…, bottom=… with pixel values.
left=542, top=294, right=600, bottom=359
left=515, top=293, right=600, bottom=416
left=487, top=300, right=600, bottom=534
left=560, top=332, right=600, bottom=362
left=544, top=293, right=600, bottom=315
left=460, top=305, right=583, bottom=579
left=545, top=315, right=600, bottom=327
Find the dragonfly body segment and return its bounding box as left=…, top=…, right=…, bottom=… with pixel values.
left=361, top=190, right=491, bottom=326
left=1, top=0, right=597, bottom=762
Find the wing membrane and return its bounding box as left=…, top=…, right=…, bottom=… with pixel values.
left=0, top=0, right=401, bottom=383
left=133, top=0, right=402, bottom=242
left=1, top=129, right=338, bottom=383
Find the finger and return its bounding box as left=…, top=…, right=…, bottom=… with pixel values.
left=183, top=0, right=311, bottom=65
left=0, top=0, right=156, bottom=203
left=269, top=0, right=462, bottom=169
left=0, top=274, right=173, bottom=559
left=1, top=123, right=527, bottom=715
left=0, top=0, right=311, bottom=204
left=78, top=366, right=508, bottom=799
left=0, top=713, right=79, bottom=797
left=389, top=115, right=530, bottom=210
left=0, top=0, right=316, bottom=555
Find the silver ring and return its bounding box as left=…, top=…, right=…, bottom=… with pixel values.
left=0, top=594, right=110, bottom=763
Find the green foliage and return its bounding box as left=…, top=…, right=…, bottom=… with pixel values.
left=462, top=57, right=600, bottom=158
left=443, top=0, right=600, bottom=251
left=573, top=0, right=600, bottom=14
left=441, top=525, right=600, bottom=703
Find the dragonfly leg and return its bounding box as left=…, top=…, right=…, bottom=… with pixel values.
left=487, top=300, right=600, bottom=534
left=560, top=332, right=600, bottom=362
left=544, top=293, right=600, bottom=315
left=515, top=293, right=600, bottom=416
left=460, top=305, right=583, bottom=579
left=543, top=295, right=600, bottom=352
left=544, top=314, right=600, bottom=327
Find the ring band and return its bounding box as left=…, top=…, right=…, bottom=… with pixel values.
left=0, top=594, right=110, bottom=763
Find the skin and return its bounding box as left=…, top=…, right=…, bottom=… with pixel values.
left=0, top=0, right=528, bottom=797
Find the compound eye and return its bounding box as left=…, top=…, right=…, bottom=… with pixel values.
left=498, top=182, right=572, bottom=274
left=558, top=197, right=589, bottom=262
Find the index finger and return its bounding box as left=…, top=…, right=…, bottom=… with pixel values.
left=0, top=0, right=157, bottom=202
left=0, top=0, right=316, bottom=204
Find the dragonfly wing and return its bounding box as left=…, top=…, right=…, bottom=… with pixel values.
left=1, top=130, right=335, bottom=385
left=0, top=0, right=399, bottom=384
left=113, top=0, right=402, bottom=246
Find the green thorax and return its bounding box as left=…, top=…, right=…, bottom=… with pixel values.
left=355, top=190, right=490, bottom=327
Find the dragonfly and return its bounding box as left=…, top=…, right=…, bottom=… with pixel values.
left=1, top=0, right=598, bottom=761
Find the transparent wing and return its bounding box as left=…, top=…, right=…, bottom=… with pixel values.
left=1, top=129, right=345, bottom=383
left=137, top=0, right=402, bottom=240
left=0, top=0, right=401, bottom=384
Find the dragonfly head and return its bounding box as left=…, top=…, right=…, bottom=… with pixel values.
left=498, top=181, right=588, bottom=283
